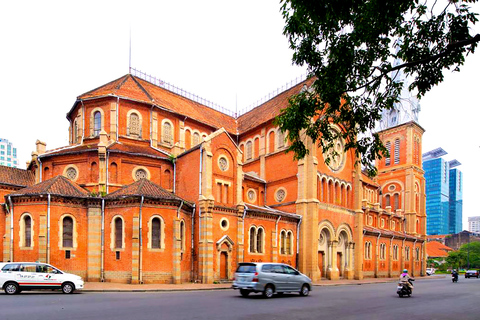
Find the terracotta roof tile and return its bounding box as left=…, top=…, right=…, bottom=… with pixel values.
left=0, top=166, right=35, bottom=188
left=105, top=178, right=189, bottom=204
left=8, top=175, right=89, bottom=198
left=426, top=241, right=453, bottom=258
left=236, top=77, right=315, bottom=134
left=363, top=226, right=422, bottom=240
left=78, top=75, right=237, bottom=134
left=246, top=204, right=301, bottom=220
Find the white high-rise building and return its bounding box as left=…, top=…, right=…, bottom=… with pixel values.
left=469, top=216, right=480, bottom=233
left=0, top=138, right=18, bottom=168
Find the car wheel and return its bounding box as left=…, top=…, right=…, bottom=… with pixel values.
left=240, top=289, right=250, bottom=297
left=61, top=282, right=75, bottom=294
left=263, top=285, right=274, bottom=299
left=4, top=282, right=19, bottom=295
left=300, top=284, right=309, bottom=296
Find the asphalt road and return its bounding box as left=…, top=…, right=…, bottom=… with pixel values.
left=1, top=277, right=480, bottom=320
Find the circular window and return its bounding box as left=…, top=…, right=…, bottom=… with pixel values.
left=322, top=126, right=346, bottom=172
left=388, top=184, right=396, bottom=191
left=135, top=169, right=148, bottom=180
left=220, top=218, right=229, bottom=231
left=218, top=156, right=229, bottom=172
left=247, top=189, right=256, bottom=203
left=275, top=188, right=286, bottom=202
left=65, top=167, right=78, bottom=181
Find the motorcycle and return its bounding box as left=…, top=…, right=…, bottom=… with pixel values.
left=397, top=278, right=415, bottom=297
left=452, top=273, right=458, bottom=283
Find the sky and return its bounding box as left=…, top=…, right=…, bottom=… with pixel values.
left=0, top=1, right=479, bottom=229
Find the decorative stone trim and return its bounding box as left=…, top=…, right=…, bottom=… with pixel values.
left=274, top=187, right=287, bottom=203
left=219, top=218, right=229, bottom=231
left=132, top=166, right=151, bottom=181
left=63, top=164, right=79, bottom=182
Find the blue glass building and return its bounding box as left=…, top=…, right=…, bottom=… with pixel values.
left=423, top=148, right=463, bottom=235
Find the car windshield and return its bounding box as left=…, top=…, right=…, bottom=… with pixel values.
left=236, top=264, right=256, bottom=273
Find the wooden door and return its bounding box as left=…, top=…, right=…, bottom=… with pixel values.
left=318, top=252, right=324, bottom=277
left=337, top=253, right=342, bottom=277
left=220, top=252, right=228, bottom=280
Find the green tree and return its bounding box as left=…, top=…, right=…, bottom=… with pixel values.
left=459, top=242, right=480, bottom=268
left=446, top=250, right=466, bottom=269
left=277, top=0, right=480, bottom=175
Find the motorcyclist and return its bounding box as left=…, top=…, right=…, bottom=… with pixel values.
left=400, top=269, right=414, bottom=291
left=452, top=269, right=459, bottom=281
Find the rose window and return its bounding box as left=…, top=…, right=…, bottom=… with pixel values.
left=65, top=167, right=77, bottom=180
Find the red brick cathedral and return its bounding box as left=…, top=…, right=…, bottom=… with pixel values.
left=0, top=74, right=426, bottom=283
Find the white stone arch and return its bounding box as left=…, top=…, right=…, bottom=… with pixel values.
left=19, top=212, right=34, bottom=249
left=256, top=225, right=266, bottom=253
left=192, top=130, right=202, bottom=146
left=336, top=223, right=353, bottom=278
left=90, top=107, right=105, bottom=137
left=286, top=229, right=294, bottom=255
left=276, top=127, right=286, bottom=149
left=201, top=132, right=208, bottom=140
left=318, top=220, right=335, bottom=278
left=248, top=224, right=257, bottom=253
left=126, top=109, right=143, bottom=138
left=160, top=118, right=174, bottom=145
left=58, top=213, right=78, bottom=250
left=147, top=215, right=166, bottom=250
left=110, top=215, right=126, bottom=251
left=216, top=235, right=235, bottom=280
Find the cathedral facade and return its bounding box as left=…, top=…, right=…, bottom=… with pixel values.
left=0, top=74, right=426, bottom=283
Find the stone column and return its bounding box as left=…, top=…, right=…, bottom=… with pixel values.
left=388, top=238, right=394, bottom=277
left=152, top=111, right=158, bottom=147
left=110, top=102, right=117, bottom=140
left=131, top=212, right=140, bottom=284
left=198, top=198, right=215, bottom=283
left=236, top=204, right=245, bottom=264
left=172, top=218, right=182, bottom=284
left=87, top=206, right=102, bottom=282
left=38, top=215, right=47, bottom=263
left=345, top=242, right=355, bottom=279
left=98, top=130, right=108, bottom=194
left=327, top=240, right=339, bottom=280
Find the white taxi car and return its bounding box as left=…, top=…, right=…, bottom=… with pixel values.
left=0, top=262, right=84, bottom=294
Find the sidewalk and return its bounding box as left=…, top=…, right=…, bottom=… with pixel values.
left=82, top=275, right=445, bottom=292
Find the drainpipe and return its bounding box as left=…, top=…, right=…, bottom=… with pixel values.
left=101, top=198, right=105, bottom=282
left=191, top=203, right=196, bottom=281
left=413, top=239, right=418, bottom=275
left=296, top=215, right=302, bottom=269
left=38, top=157, right=43, bottom=183
left=139, top=195, right=144, bottom=284
left=199, top=148, right=203, bottom=196
left=264, top=183, right=267, bottom=205
left=173, top=159, right=176, bottom=194
left=81, top=100, right=86, bottom=144
left=47, top=194, right=51, bottom=264
left=8, top=196, right=13, bottom=262
left=106, top=151, right=109, bottom=194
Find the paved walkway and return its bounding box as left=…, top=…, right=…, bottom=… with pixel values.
left=82, top=275, right=445, bottom=292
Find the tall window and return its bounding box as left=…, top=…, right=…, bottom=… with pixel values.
left=364, top=241, right=372, bottom=260
left=277, top=130, right=285, bottom=149
left=24, top=215, right=32, bottom=248
left=394, top=139, right=400, bottom=164
left=385, top=194, right=391, bottom=208
left=128, top=113, right=141, bottom=137
left=94, top=111, right=101, bottom=136
left=280, top=231, right=286, bottom=254
left=249, top=227, right=256, bottom=253
left=256, top=228, right=264, bottom=253
left=151, top=217, right=161, bottom=249
left=385, top=141, right=391, bottom=166
left=415, top=248, right=420, bottom=261
left=180, top=220, right=185, bottom=252
left=380, top=243, right=386, bottom=260
left=393, top=245, right=398, bottom=260
left=394, top=193, right=399, bottom=211
left=193, top=132, right=200, bottom=146
left=73, top=120, right=78, bottom=144
left=246, top=141, right=253, bottom=160
left=162, top=121, right=173, bottom=145
left=115, top=217, right=123, bottom=249
left=405, top=246, right=410, bottom=260
left=63, top=217, right=73, bottom=248
left=286, top=231, right=292, bottom=255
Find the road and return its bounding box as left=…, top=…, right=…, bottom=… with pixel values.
left=1, top=277, right=479, bottom=320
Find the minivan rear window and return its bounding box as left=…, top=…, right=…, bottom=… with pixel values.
left=236, top=264, right=256, bottom=273
left=2, top=264, right=20, bottom=272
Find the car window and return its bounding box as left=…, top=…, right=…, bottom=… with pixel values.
left=262, top=264, right=273, bottom=273
left=236, top=264, right=256, bottom=273
left=21, top=264, right=37, bottom=273
left=272, top=265, right=285, bottom=274
left=40, top=265, right=61, bottom=274
left=2, top=264, right=21, bottom=272
left=284, top=266, right=299, bottom=275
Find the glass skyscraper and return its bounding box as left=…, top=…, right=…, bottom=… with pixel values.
left=0, top=138, right=18, bottom=168
left=423, top=148, right=463, bottom=235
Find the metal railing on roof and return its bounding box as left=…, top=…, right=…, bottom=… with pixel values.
left=130, top=67, right=308, bottom=118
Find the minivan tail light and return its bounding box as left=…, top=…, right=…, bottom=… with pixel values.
left=252, top=278, right=259, bottom=282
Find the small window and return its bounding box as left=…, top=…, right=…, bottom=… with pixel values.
left=115, top=218, right=123, bottom=249
left=246, top=141, right=253, bottom=160
left=65, top=250, right=71, bottom=259
left=151, top=217, right=161, bottom=249
left=162, top=121, right=173, bottom=145
left=94, top=111, right=101, bottom=136
left=128, top=113, right=141, bottom=137
left=63, top=217, right=73, bottom=248
left=116, top=251, right=121, bottom=260
left=394, top=139, right=400, bottom=164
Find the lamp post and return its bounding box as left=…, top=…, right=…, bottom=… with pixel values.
left=467, top=233, right=470, bottom=270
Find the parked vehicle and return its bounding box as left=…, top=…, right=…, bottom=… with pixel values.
left=465, top=270, right=479, bottom=278
left=0, top=262, right=84, bottom=295
left=397, top=279, right=414, bottom=297
left=426, top=268, right=435, bottom=276
left=232, top=262, right=312, bottom=298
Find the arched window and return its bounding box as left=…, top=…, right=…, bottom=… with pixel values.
left=385, top=141, right=391, bottom=166
left=109, top=162, right=118, bottom=184
left=280, top=231, right=286, bottom=254
left=249, top=227, right=256, bottom=253
left=162, top=121, right=173, bottom=145
left=286, top=231, right=293, bottom=255
left=405, top=246, right=410, bottom=260
left=268, top=131, right=275, bottom=153
left=24, top=215, right=32, bottom=248
left=193, top=132, right=200, bottom=146
left=256, top=228, right=264, bottom=253
left=63, top=217, right=73, bottom=248
left=415, top=248, right=420, bottom=261
left=394, top=139, right=400, bottom=164
left=385, top=194, right=391, bottom=208
left=114, top=217, right=123, bottom=249
left=127, top=112, right=141, bottom=137
left=364, top=241, right=370, bottom=260
left=91, top=162, right=98, bottom=183
left=151, top=217, right=161, bottom=249
left=73, top=120, right=78, bottom=144
left=94, top=111, right=101, bottom=136
left=246, top=141, right=253, bottom=160
left=180, top=220, right=185, bottom=252
left=380, top=243, right=386, bottom=260
left=393, top=245, right=398, bottom=260
left=277, top=130, right=285, bottom=149
left=163, top=169, right=171, bottom=189
left=394, top=193, right=399, bottom=211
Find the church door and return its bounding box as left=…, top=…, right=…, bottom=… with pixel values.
left=220, top=252, right=228, bottom=280
left=337, top=253, right=342, bottom=277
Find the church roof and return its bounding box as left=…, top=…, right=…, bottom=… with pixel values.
left=363, top=226, right=422, bottom=241
left=105, top=178, right=190, bottom=205
left=0, top=166, right=35, bottom=188
left=76, top=74, right=237, bottom=134
left=8, top=175, right=89, bottom=198
left=246, top=204, right=301, bottom=220
left=426, top=241, right=453, bottom=258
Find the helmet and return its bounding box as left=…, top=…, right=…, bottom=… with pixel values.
left=403, top=269, right=408, bottom=273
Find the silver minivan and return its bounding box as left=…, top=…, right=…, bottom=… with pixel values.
left=232, top=262, right=312, bottom=298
